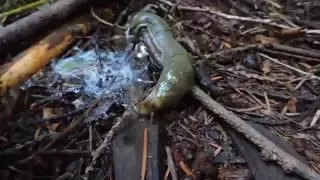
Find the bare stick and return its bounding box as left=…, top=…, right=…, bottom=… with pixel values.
left=264, top=92, right=271, bottom=112
left=310, top=109, right=320, bottom=127
left=165, top=146, right=178, bottom=180
left=141, top=128, right=148, bottom=180
left=305, top=29, right=320, bottom=35
left=259, top=53, right=320, bottom=80
left=85, top=117, right=122, bottom=175
left=270, top=44, right=320, bottom=59
left=260, top=48, right=320, bottom=62
left=202, top=43, right=266, bottom=59
left=91, top=119, right=121, bottom=161
left=90, top=7, right=114, bottom=27
left=191, top=86, right=320, bottom=180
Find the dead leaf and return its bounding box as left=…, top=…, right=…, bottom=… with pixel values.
left=43, top=107, right=66, bottom=133
left=287, top=98, right=297, bottom=113
left=210, top=74, right=223, bottom=81
left=255, top=35, right=278, bottom=44
left=262, top=60, right=271, bottom=75
left=222, top=41, right=232, bottom=48
left=179, top=161, right=196, bottom=180
left=298, top=62, right=312, bottom=70
left=280, top=28, right=303, bottom=36
left=221, top=37, right=232, bottom=48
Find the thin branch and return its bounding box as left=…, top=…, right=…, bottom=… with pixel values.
left=202, top=43, right=266, bottom=59
left=310, top=109, right=320, bottom=127
left=264, top=92, right=271, bottom=112
left=90, top=7, right=127, bottom=30
left=85, top=117, right=123, bottom=174
left=270, top=44, right=320, bottom=59
left=259, top=53, right=320, bottom=81
left=191, top=85, right=320, bottom=180
left=141, top=128, right=148, bottom=180
left=165, top=146, right=178, bottom=180
left=90, top=7, right=114, bottom=27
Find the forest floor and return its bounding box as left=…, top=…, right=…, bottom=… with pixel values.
left=1, top=0, right=320, bottom=180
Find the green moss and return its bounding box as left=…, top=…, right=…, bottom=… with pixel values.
left=0, top=0, right=36, bottom=13
left=0, top=0, right=50, bottom=20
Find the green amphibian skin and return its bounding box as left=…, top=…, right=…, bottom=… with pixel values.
left=127, top=11, right=195, bottom=115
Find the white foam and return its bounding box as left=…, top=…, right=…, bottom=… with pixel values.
left=53, top=49, right=146, bottom=97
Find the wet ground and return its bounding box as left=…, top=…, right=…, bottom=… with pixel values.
left=1, top=0, right=320, bottom=180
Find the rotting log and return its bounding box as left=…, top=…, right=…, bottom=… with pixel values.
left=0, top=9, right=114, bottom=96
left=0, top=0, right=90, bottom=56
left=112, top=114, right=166, bottom=180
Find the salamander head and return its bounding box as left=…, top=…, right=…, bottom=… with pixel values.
left=126, top=12, right=170, bottom=36
left=129, top=12, right=156, bottom=27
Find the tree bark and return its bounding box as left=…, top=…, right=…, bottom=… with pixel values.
left=0, top=0, right=90, bottom=58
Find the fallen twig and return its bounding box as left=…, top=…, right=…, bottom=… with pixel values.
left=90, top=7, right=114, bottom=27
left=164, top=168, right=170, bottom=180
left=165, top=146, right=178, bottom=180
left=89, top=118, right=122, bottom=165
left=310, top=109, right=320, bottom=127
left=191, top=85, right=320, bottom=180
left=202, top=43, right=266, bottom=60
left=270, top=44, right=320, bottom=59
left=259, top=53, right=320, bottom=80
left=207, top=141, right=222, bottom=157
left=264, top=92, right=271, bottom=112
left=85, top=107, right=138, bottom=175
left=141, top=128, right=148, bottom=180
left=90, top=7, right=126, bottom=30
left=260, top=48, right=320, bottom=62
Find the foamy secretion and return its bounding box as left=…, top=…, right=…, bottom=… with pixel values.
left=52, top=48, right=150, bottom=97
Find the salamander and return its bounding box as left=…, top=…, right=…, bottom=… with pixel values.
left=126, top=11, right=195, bottom=115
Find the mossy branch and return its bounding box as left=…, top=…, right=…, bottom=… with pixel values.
left=0, top=0, right=48, bottom=19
